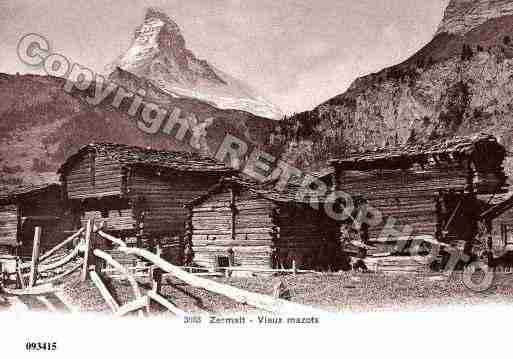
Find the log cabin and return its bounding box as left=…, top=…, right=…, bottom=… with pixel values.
left=186, top=177, right=342, bottom=272
left=479, top=193, right=513, bottom=252
left=0, top=184, right=71, bottom=259
left=57, top=143, right=234, bottom=264
left=327, top=134, right=509, bottom=256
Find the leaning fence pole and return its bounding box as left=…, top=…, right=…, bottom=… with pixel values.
left=152, top=245, right=163, bottom=292
left=28, top=227, right=42, bottom=288
left=81, top=219, right=95, bottom=282
left=149, top=245, right=163, bottom=313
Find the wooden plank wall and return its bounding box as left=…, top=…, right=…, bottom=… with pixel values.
left=81, top=209, right=137, bottom=232
left=366, top=195, right=438, bottom=238
left=0, top=205, right=18, bottom=247
left=129, top=170, right=221, bottom=236
left=0, top=245, right=12, bottom=256
left=18, top=189, right=72, bottom=259
left=65, top=153, right=123, bottom=199
left=191, top=189, right=275, bottom=269
left=233, top=191, right=274, bottom=268
left=491, top=207, right=513, bottom=250
left=336, top=165, right=468, bottom=241
left=338, top=165, right=469, bottom=198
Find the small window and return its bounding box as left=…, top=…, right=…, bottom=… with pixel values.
left=217, top=256, right=230, bottom=268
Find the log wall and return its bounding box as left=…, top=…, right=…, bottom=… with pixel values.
left=65, top=153, right=123, bottom=199
left=490, top=207, right=513, bottom=250
left=335, top=165, right=470, bottom=241
left=190, top=188, right=341, bottom=270
left=190, top=190, right=275, bottom=269
left=0, top=205, right=18, bottom=248
left=337, top=165, right=470, bottom=198
left=365, top=195, right=438, bottom=239
left=129, top=169, right=222, bottom=236
left=80, top=208, right=137, bottom=233
left=0, top=245, right=12, bottom=256
left=17, top=189, right=72, bottom=259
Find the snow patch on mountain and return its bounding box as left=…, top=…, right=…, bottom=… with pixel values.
left=107, top=7, right=282, bottom=119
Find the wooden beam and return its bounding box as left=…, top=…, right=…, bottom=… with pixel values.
left=39, top=227, right=84, bottom=262
left=28, top=227, right=42, bottom=288
left=3, top=283, right=55, bottom=296
left=26, top=247, right=81, bottom=273
left=38, top=262, right=83, bottom=285
left=96, top=230, right=127, bottom=247
left=93, top=249, right=145, bottom=317
left=21, top=216, right=61, bottom=222
left=81, top=219, right=95, bottom=282
left=150, top=266, right=163, bottom=294
left=147, top=291, right=187, bottom=316
left=36, top=296, right=58, bottom=312
left=120, top=247, right=327, bottom=315
left=116, top=296, right=149, bottom=317
left=230, top=187, right=236, bottom=240
left=89, top=271, right=120, bottom=313
left=16, top=260, right=26, bottom=289
left=444, top=199, right=463, bottom=233
left=150, top=246, right=163, bottom=296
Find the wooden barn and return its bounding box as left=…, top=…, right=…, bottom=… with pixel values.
left=186, top=177, right=342, bottom=271
left=0, top=184, right=71, bottom=259
left=57, top=143, right=234, bottom=263
left=479, top=193, right=513, bottom=251
left=327, top=134, right=509, bottom=256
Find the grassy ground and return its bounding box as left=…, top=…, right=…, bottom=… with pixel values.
left=60, top=272, right=256, bottom=315
left=58, top=271, right=513, bottom=315
left=217, top=272, right=513, bottom=312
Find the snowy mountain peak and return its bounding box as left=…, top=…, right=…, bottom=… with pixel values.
left=107, top=8, right=282, bottom=119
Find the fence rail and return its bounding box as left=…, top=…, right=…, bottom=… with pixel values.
left=2, top=226, right=85, bottom=293
left=2, top=219, right=325, bottom=317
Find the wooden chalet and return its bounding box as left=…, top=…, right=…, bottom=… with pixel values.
left=479, top=193, right=513, bottom=251
left=0, top=184, right=71, bottom=259
left=57, top=143, right=234, bottom=263
left=186, top=177, right=341, bottom=271
left=327, top=134, right=509, bottom=254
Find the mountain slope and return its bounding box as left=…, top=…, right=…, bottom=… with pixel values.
left=0, top=72, right=277, bottom=188
left=437, top=0, right=513, bottom=35
left=279, top=0, right=513, bottom=176
left=107, top=7, right=282, bottom=120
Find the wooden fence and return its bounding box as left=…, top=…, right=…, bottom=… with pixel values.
left=1, top=219, right=325, bottom=316
left=2, top=226, right=84, bottom=296
left=80, top=219, right=326, bottom=317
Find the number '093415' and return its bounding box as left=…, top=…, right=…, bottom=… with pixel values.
left=25, top=342, right=57, bottom=351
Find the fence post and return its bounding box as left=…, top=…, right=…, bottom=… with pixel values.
left=28, top=227, right=42, bottom=288
left=17, top=258, right=26, bottom=289
left=148, top=246, right=163, bottom=313
left=94, top=224, right=105, bottom=275
left=151, top=246, right=163, bottom=294
left=292, top=260, right=297, bottom=275
left=81, top=219, right=95, bottom=282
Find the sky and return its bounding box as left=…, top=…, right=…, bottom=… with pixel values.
left=0, top=0, right=448, bottom=114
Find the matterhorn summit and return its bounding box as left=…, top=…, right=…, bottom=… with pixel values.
left=107, top=8, right=282, bottom=119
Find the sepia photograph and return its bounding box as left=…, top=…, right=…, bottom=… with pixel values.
left=1, top=1, right=513, bottom=357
